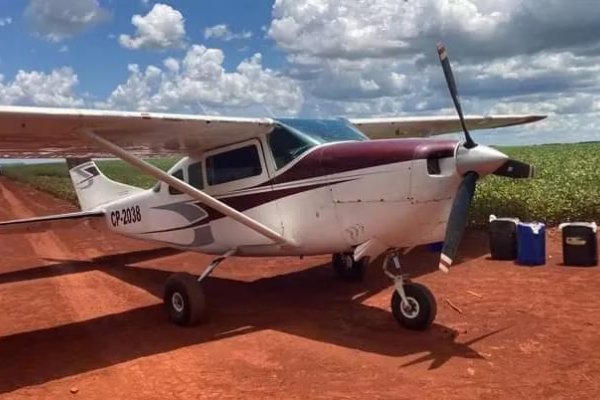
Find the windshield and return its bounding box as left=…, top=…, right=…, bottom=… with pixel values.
left=268, top=118, right=367, bottom=169
left=276, top=118, right=368, bottom=144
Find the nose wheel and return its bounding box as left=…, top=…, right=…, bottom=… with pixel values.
left=385, top=251, right=437, bottom=330
left=390, top=282, right=436, bottom=330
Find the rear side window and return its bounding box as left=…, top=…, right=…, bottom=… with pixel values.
left=188, top=161, right=204, bottom=189
left=169, top=169, right=184, bottom=195
left=206, top=145, right=262, bottom=185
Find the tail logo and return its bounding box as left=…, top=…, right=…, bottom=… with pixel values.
left=71, top=163, right=100, bottom=189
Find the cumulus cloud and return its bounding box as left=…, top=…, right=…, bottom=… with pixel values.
left=0, top=17, right=12, bottom=27
left=262, top=0, right=598, bottom=144
left=100, top=45, right=303, bottom=115
left=119, top=3, right=185, bottom=50
left=24, top=0, right=109, bottom=42
left=0, top=68, right=83, bottom=107
left=204, top=24, right=252, bottom=41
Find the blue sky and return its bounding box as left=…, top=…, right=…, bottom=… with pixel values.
left=1, top=1, right=600, bottom=146
left=0, top=1, right=282, bottom=100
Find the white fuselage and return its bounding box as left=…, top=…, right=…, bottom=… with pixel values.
left=100, top=136, right=463, bottom=257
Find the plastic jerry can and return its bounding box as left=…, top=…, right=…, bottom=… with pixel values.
left=517, top=222, right=546, bottom=266
left=489, top=215, right=520, bottom=260
left=559, top=222, right=598, bottom=267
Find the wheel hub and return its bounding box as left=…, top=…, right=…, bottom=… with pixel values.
left=171, top=292, right=185, bottom=313
left=400, top=297, right=419, bottom=319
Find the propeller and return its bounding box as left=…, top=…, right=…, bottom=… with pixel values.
left=435, top=43, right=536, bottom=273
left=437, top=43, right=476, bottom=149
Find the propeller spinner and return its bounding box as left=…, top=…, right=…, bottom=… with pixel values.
left=436, top=43, right=536, bottom=273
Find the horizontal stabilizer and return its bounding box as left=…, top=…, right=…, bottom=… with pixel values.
left=0, top=210, right=105, bottom=234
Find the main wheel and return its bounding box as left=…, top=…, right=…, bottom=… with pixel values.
left=164, top=272, right=207, bottom=326
left=332, top=253, right=367, bottom=281
left=391, top=282, right=437, bottom=331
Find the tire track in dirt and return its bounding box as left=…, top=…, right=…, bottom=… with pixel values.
left=0, top=178, right=155, bottom=392
left=0, top=178, right=157, bottom=323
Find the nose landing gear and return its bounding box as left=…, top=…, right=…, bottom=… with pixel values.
left=385, top=251, right=437, bottom=330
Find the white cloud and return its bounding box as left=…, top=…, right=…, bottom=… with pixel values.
left=0, top=68, right=83, bottom=107
left=24, top=0, right=109, bottom=42
left=100, top=45, right=303, bottom=116
left=119, top=3, right=185, bottom=50
left=263, top=0, right=597, bottom=145
left=204, top=24, right=252, bottom=41
left=0, top=17, right=12, bottom=27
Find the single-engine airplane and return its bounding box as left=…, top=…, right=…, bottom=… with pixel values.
left=0, top=45, right=544, bottom=330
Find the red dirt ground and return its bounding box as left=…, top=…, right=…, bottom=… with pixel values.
left=0, top=177, right=599, bottom=399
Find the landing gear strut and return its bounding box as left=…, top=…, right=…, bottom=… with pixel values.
left=163, top=249, right=236, bottom=326
left=332, top=252, right=368, bottom=281
left=385, top=251, right=437, bottom=330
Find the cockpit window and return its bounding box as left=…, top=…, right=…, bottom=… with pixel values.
left=268, top=119, right=368, bottom=169
left=268, top=126, right=318, bottom=169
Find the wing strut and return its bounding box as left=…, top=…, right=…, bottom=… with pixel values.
left=81, top=129, right=296, bottom=247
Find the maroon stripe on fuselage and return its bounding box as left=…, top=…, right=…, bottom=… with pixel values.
left=144, top=179, right=354, bottom=234
left=268, top=138, right=458, bottom=186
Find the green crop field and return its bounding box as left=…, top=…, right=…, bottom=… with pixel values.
left=1, top=158, right=177, bottom=204
left=2, top=142, right=599, bottom=226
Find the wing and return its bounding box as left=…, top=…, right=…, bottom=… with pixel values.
left=0, top=105, right=274, bottom=158
left=0, top=210, right=105, bottom=234
left=348, top=114, right=546, bottom=140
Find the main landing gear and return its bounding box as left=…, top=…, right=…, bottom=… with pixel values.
left=332, top=252, right=368, bottom=281
left=163, top=249, right=236, bottom=326
left=384, top=251, right=437, bottom=330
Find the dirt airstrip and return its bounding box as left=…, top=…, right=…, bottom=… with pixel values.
left=0, top=177, right=599, bottom=399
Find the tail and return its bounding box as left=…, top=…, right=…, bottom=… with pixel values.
left=66, top=158, right=143, bottom=211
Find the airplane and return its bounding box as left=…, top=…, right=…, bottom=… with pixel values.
left=0, top=44, right=544, bottom=331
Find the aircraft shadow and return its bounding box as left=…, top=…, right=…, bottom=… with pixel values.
left=0, top=230, right=494, bottom=394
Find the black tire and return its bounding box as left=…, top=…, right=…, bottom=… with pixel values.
left=332, top=253, right=367, bottom=282
left=163, top=272, right=207, bottom=326
left=391, top=282, right=437, bottom=330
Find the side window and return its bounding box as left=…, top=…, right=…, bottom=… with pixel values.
left=188, top=161, right=204, bottom=189
left=169, top=169, right=184, bottom=195
left=206, top=145, right=262, bottom=185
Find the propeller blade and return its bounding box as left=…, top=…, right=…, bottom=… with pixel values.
left=439, top=171, right=479, bottom=273
left=493, top=159, right=536, bottom=179
left=436, top=43, right=476, bottom=149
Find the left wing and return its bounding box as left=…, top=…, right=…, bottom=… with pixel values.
left=348, top=114, right=546, bottom=140
left=0, top=105, right=274, bottom=158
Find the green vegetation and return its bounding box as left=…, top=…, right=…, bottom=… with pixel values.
left=2, top=159, right=177, bottom=204
left=2, top=142, right=599, bottom=226
left=471, top=142, right=600, bottom=226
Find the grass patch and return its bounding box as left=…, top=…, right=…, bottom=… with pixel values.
left=2, top=159, right=177, bottom=205
left=2, top=142, right=599, bottom=226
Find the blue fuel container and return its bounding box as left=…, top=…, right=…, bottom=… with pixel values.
left=517, top=222, right=546, bottom=266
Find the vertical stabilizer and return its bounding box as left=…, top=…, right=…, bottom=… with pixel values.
left=66, top=159, right=143, bottom=211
